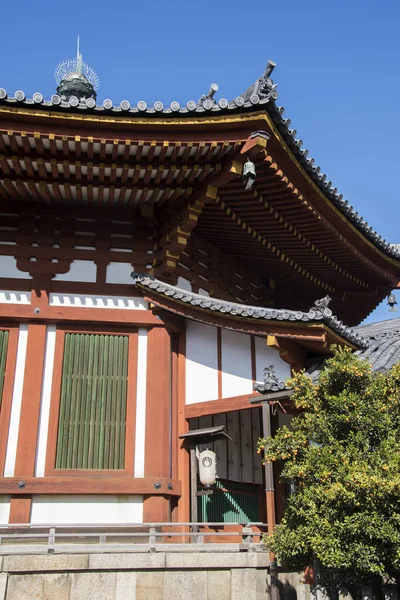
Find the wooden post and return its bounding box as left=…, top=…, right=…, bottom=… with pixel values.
left=190, top=446, right=198, bottom=541
left=262, top=402, right=279, bottom=600
left=143, top=327, right=171, bottom=523
left=262, top=402, right=276, bottom=530
left=190, top=447, right=198, bottom=523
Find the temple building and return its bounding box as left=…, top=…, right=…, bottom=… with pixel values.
left=0, top=47, right=399, bottom=535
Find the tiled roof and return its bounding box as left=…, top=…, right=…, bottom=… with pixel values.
left=0, top=86, right=276, bottom=117
left=133, top=274, right=369, bottom=349
left=1, top=60, right=398, bottom=260
left=355, top=318, right=400, bottom=372
left=305, top=318, right=400, bottom=384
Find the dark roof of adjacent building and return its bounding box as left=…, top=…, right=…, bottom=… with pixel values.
left=355, top=318, right=400, bottom=372
left=304, top=318, right=400, bottom=385
left=1, top=61, right=398, bottom=261
left=133, top=274, right=369, bottom=349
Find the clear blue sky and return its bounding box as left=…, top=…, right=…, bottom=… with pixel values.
left=1, top=0, right=399, bottom=324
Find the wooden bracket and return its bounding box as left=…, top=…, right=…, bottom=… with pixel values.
left=267, top=335, right=306, bottom=372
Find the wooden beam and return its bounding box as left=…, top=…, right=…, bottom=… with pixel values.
left=0, top=304, right=163, bottom=327
left=0, top=477, right=182, bottom=496
left=267, top=335, right=306, bottom=372
left=0, top=145, right=229, bottom=171
left=185, top=394, right=258, bottom=419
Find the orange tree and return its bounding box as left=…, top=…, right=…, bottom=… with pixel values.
left=258, top=346, right=400, bottom=596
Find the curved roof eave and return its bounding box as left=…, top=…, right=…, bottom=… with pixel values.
left=133, top=274, right=369, bottom=349
left=0, top=67, right=398, bottom=262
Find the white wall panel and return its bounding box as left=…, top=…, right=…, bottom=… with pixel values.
left=49, top=293, right=148, bottom=310
left=134, top=329, right=147, bottom=478
left=106, top=262, right=134, bottom=284
left=186, top=321, right=218, bottom=404
left=0, top=256, right=32, bottom=279
left=30, top=495, right=144, bottom=524
left=254, top=335, right=291, bottom=385
left=0, top=290, right=31, bottom=304
left=53, top=259, right=97, bottom=283
left=221, top=329, right=253, bottom=398
left=0, top=496, right=10, bottom=525
left=4, top=324, right=29, bottom=476
left=177, top=276, right=192, bottom=291
left=35, top=325, right=57, bottom=477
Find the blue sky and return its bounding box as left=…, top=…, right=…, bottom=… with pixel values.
left=1, top=0, right=399, bottom=324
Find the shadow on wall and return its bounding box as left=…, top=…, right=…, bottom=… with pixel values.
left=271, top=580, right=298, bottom=600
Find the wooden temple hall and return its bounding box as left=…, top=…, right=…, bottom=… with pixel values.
left=0, top=49, right=399, bottom=535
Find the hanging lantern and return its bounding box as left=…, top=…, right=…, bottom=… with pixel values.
left=198, top=450, right=217, bottom=487
left=387, top=293, right=398, bottom=312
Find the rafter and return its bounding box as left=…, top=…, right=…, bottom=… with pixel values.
left=152, top=133, right=270, bottom=280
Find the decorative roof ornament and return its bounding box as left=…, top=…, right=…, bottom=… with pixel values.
left=309, top=295, right=332, bottom=317
left=198, top=83, right=219, bottom=109
left=387, top=292, right=398, bottom=312
left=253, top=365, right=288, bottom=393
left=242, top=60, right=278, bottom=102
left=54, top=36, right=99, bottom=101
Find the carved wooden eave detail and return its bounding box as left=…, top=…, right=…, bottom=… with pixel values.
left=152, top=132, right=271, bottom=281
left=266, top=335, right=306, bottom=371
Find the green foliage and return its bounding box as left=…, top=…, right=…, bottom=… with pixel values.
left=257, top=346, right=400, bottom=590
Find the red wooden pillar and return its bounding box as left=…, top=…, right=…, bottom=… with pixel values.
left=9, top=323, right=47, bottom=523
left=143, top=326, right=171, bottom=522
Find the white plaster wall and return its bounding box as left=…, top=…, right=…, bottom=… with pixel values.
left=177, top=276, right=192, bottom=292
left=186, top=321, right=218, bottom=404
left=198, top=288, right=210, bottom=297
left=221, top=329, right=253, bottom=398
left=0, top=290, right=31, bottom=304
left=4, top=324, right=29, bottom=477
left=134, top=329, right=147, bottom=478
left=0, top=496, right=10, bottom=524
left=0, top=255, right=32, bottom=279
left=52, top=259, right=97, bottom=283
left=254, top=335, right=291, bottom=385
left=30, top=495, right=144, bottom=525
left=106, top=262, right=134, bottom=284
left=49, top=293, right=148, bottom=310
left=35, top=325, right=57, bottom=477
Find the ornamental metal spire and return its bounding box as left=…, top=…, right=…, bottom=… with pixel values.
left=54, top=37, right=100, bottom=101
left=76, top=35, right=83, bottom=76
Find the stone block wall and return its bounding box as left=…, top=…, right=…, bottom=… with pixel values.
left=0, top=553, right=315, bottom=600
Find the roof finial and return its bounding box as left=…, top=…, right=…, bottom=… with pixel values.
left=54, top=39, right=100, bottom=101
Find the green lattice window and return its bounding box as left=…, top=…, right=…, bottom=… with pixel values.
left=56, top=333, right=129, bottom=470
left=0, top=330, right=9, bottom=409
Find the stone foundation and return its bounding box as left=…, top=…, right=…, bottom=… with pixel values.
left=0, top=552, right=314, bottom=600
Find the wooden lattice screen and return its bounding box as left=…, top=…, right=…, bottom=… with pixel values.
left=0, top=330, right=9, bottom=409
left=56, top=333, right=129, bottom=470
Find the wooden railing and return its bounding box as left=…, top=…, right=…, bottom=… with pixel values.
left=0, top=523, right=268, bottom=554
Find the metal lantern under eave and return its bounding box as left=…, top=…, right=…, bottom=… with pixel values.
left=387, top=293, right=398, bottom=312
